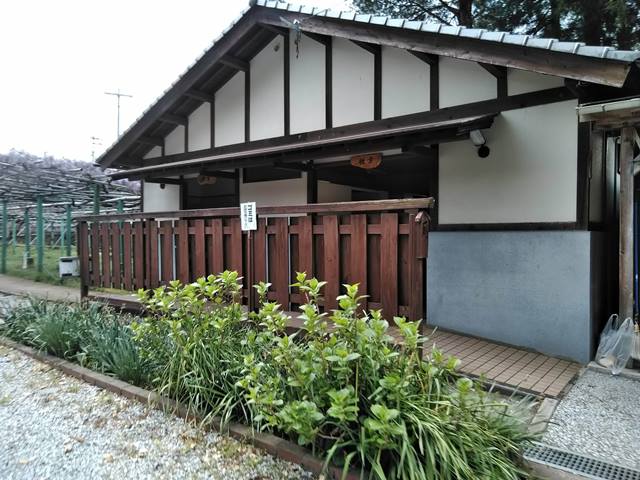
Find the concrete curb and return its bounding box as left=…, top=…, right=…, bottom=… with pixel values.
left=0, top=337, right=358, bottom=480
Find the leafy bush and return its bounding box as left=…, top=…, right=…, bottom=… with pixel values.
left=136, top=272, right=535, bottom=479
left=0, top=298, right=149, bottom=386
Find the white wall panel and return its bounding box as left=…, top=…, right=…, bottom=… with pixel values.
left=332, top=38, right=374, bottom=126
left=382, top=46, right=429, bottom=118
left=439, top=58, right=495, bottom=108
left=318, top=181, right=351, bottom=203
left=188, top=102, right=211, bottom=151
left=215, top=72, right=245, bottom=147
left=142, top=181, right=181, bottom=212
left=143, top=146, right=162, bottom=159
left=439, top=100, right=578, bottom=223
left=239, top=174, right=307, bottom=207
left=508, top=69, right=565, bottom=95
left=250, top=37, right=284, bottom=141
left=290, top=33, right=326, bottom=134
left=164, top=125, right=185, bottom=155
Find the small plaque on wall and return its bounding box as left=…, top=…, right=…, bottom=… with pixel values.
left=351, top=152, right=382, bottom=169
left=240, top=202, right=257, bottom=231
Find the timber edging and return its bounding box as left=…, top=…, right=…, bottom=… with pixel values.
left=0, top=336, right=359, bottom=480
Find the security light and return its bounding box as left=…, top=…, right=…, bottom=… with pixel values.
left=470, top=129, right=486, bottom=147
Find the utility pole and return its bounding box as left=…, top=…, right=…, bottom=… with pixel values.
left=104, top=89, right=133, bottom=138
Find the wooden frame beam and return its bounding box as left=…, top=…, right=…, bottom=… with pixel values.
left=409, top=50, right=439, bottom=110
left=259, top=23, right=288, bottom=37
left=159, top=113, right=188, bottom=126
left=143, top=177, right=184, bottom=185
left=479, top=62, right=508, bottom=98
left=220, top=54, right=249, bottom=72
left=284, top=29, right=291, bottom=136
left=409, top=50, right=438, bottom=66
left=137, top=136, right=164, bottom=147
left=185, top=89, right=216, bottom=104
left=200, top=169, right=239, bottom=179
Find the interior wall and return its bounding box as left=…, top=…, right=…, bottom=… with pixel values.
left=332, top=37, right=374, bottom=127
left=215, top=72, right=245, bottom=147
left=188, top=102, right=211, bottom=151
left=239, top=172, right=307, bottom=206
left=290, top=33, right=326, bottom=134
left=439, top=58, right=495, bottom=108
left=250, top=36, right=284, bottom=141
left=142, top=181, right=181, bottom=212
left=317, top=181, right=352, bottom=203
left=439, top=100, right=578, bottom=224
left=381, top=46, right=429, bottom=118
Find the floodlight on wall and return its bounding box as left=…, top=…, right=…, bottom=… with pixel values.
left=469, top=129, right=491, bottom=158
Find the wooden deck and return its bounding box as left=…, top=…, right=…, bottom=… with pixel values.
left=427, top=329, right=581, bottom=398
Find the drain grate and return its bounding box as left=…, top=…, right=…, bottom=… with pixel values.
left=524, top=443, right=640, bottom=480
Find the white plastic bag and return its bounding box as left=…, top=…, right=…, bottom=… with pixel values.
left=596, top=314, right=634, bottom=375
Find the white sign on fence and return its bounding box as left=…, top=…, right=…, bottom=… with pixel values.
left=240, top=202, right=257, bottom=231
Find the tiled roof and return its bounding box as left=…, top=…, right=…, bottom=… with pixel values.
left=255, top=0, right=640, bottom=62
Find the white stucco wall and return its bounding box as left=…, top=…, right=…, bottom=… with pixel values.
left=290, top=33, right=326, bottom=134
left=250, top=37, right=284, bottom=141
left=215, top=72, right=245, bottom=147
left=332, top=38, right=374, bottom=127
left=142, top=181, right=181, bottom=212
left=508, top=69, right=565, bottom=95
left=439, top=58, right=496, bottom=108
left=188, top=102, right=211, bottom=151
left=382, top=47, right=429, bottom=118
left=164, top=125, right=185, bottom=155
left=143, top=146, right=162, bottom=159
left=317, top=181, right=352, bottom=203
left=239, top=173, right=307, bottom=207
left=439, top=100, right=578, bottom=224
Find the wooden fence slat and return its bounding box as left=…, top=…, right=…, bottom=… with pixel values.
left=148, top=221, right=159, bottom=288
left=380, top=213, right=398, bottom=318
left=209, top=218, right=224, bottom=275
left=193, top=219, right=206, bottom=280
left=177, top=219, right=189, bottom=283
left=351, top=214, right=367, bottom=311
left=253, top=217, right=267, bottom=306
left=111, top=223, right=122, bottom=290
left=408, top=213, right=425, bottom=322
left=133, top=222, right=144, bottom=289
left=323, top=215, right=339, bottom=311
left=122, top=222, right=132, bottom=291
left=230, top=217, right=243, bottom=277
left=273, top=217, right=289, bottom=308
left=160, top=221, right=173, bottom=283
left=78, top=222, right=90, bottom=296
left=298, top=215, right=313, bottom=277
left=90, top=223, right=100, bottom=287
left=100, top=223, right=111, bottom=288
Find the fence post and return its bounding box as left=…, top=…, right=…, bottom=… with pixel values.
left=1, top=200, right=7, bottom=274
left=93, top=184, right=101, bottom=215
left=24, top=208, right=31, bottom=260
left=11, top=218, right=16, bottom=253
left=36, top=196, right=44, bottom=273
left=65, top=204, right=72, bottom=257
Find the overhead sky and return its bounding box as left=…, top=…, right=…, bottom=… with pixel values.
left=0, top=0, right=352, bottom=163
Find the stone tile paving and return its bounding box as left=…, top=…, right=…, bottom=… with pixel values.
left=0, top=344, right=313, bottom=480
left=543, top=369, right=640, bottom=470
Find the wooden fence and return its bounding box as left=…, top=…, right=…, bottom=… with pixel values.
left=77, top=198, right=432, bottom=320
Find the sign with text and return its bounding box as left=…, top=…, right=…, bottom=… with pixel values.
left=351, top=152, right=382, bottom=169
left=240, top=202, right=257, bottom=231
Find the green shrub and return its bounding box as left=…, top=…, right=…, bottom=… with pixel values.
left=136, top=272, right=535, bottom=479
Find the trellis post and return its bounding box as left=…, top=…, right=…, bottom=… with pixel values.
left=1, top=200, right=7, bottom=274
left=24, top=208, right=31, bottom=259
left=65, top=204, right=72, bottom=256
left=36, top=196, right=44, bottom=273
left=11, top=218, right=16, bottom=253
left=93, top=184, right=101, bottom=214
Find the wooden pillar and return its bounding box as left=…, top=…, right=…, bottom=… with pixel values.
left=619, top=127, right=635, bottom=319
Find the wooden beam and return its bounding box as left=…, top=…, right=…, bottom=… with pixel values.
left=619, top=126, right=635, bottom=319
left=351, top=40, right=382, bottom=120
left=185, top=89, right=216, bottom=103
left=303, top=31, right=331, bottom=47
left=200, top=169, right=238, bottom=179
left=255, top=9, right=631, bottom=87
left=479, top=63, right=508, bottom=98
left=307, top=163, right=317, bottom=203
left=220, top=54, right=249, bottom=72
left=326, top=36, right=333, bottom=128
left=137, top=136, right=164, bottom=147
left=409, top=50, right=438, bottom=66
left=259, top=23, right=288, bottom=37
left=244, top=69, right=251, bottom=141
left=159, top=113, right=187, bottom=126
left=143, top=177, right=183, bottom=185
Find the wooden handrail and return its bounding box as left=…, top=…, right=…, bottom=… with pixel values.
left=75, top=198, right=434, bottom=222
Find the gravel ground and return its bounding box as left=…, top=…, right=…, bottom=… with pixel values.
left=543, top=369, right=640, bottom=470
left=0, top=344, right=313, bottom=480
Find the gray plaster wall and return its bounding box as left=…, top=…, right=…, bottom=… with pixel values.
left=427, top=231, right=597, bottom=363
